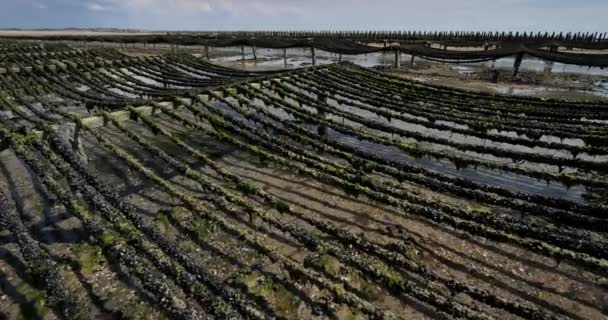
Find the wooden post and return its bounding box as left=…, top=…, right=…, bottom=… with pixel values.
left=252, top=45, right=257, bottom=61
left=339, top=53, right=342, bottom=62
left=311, top=47, right=316, bottom=66
left=394, top=50, right=400, bottom=68
left=72, top=124, right=80, bottom=150
left=283, top=48, right=287, bottom=68
left=241, top=46, right=245, bottom=61
left=543, top=60, right=554, bottom=75
left=513, top=52, right=524, bottom=78
left=410, top=55, right=416, bottom=66
left=318, top=91, right=328, bottom=104
left=317, top=91, right=327, bottom=135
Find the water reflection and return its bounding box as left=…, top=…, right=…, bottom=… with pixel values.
left=207, top=47, right=596, bottom=203
left=208, top=47, right=608, bottom=99
left=321, top=126, right=587, bottom=203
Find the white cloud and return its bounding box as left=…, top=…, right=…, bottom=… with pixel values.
left=115, top=0, right=303, bottom=16
left=175, top=0, right=212, bottom=13
left=237, top=1, right=304, bottom=17
left=86, top=3, right=110, bottom=11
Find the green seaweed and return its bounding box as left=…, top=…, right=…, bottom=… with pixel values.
left=237, top=181, right=259, bottom=195
left=16, top=282, right=49, bottom=319
left=154, top=212, right=173, bottom=235
left=193, top=219, right=217, bottom=240
left=72, top=244, right=103, bottom=274
left=318, top=254, right=340, bottom=276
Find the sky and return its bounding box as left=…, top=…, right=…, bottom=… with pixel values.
left=0, top=0, right=606, bottom=31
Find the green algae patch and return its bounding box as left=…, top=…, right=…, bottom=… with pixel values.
left=72, top=244, right=103, bottom=274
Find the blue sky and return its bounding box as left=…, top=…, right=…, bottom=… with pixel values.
left=0, top=0, right=605, bottom=31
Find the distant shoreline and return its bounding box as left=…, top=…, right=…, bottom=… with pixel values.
left=0, top=29, right=165, bottom=36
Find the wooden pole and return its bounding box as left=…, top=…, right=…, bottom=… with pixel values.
left=513, top=52, right=524, bottom=78
left=543, top=60, right=554, bottom=75
left=283, top=48, right=287, bottom=68
left=311, top=47, right=316, bottom=66
left=394, top=50, right=400, bottom=68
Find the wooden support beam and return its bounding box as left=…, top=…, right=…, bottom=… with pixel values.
left=71, top=123, right=81, bottom=151
left=543, top=60, right=554, bottom=75
left=283, top=48, right=287, bottom=68
left=513, top=52, right=524, bottom=78
left=252, top=45, right=257, bottom=61
left=78, top=101, right=182, bottom=129
left=394, top=50, right=401, bottom=68
left=80, top=105, right=155, bottom=129
left=311, top=47, right=316, bottom=66
left=66, top=76, right=282, bottom=133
